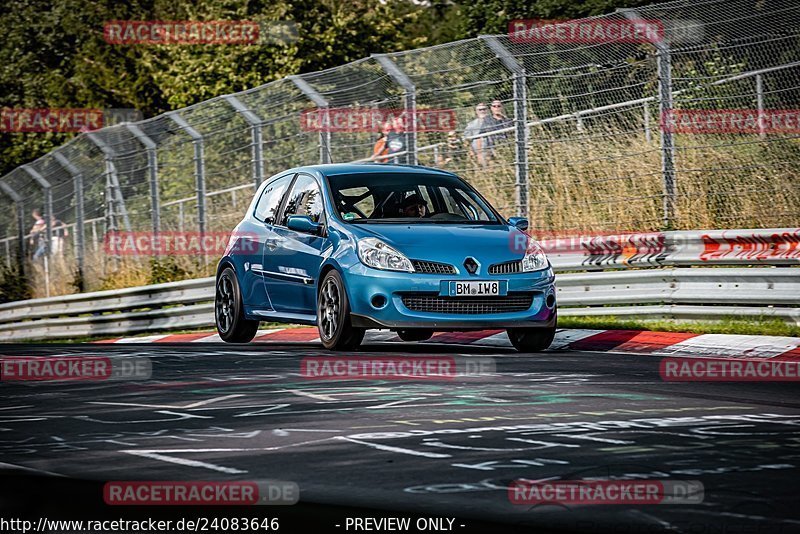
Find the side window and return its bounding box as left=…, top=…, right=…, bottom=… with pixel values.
left=280, top=174, right=324, bottom=226
left=254, top=175, right=293, bottom=224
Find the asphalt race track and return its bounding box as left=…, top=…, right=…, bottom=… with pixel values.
left=1, top=339, right=800, bottom=533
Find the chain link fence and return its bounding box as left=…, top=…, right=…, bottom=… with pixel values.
left=1, top=0, right=799, bottom=297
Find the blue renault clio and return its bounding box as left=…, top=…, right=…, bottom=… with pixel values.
left=215, top=164, right=556, bottom=351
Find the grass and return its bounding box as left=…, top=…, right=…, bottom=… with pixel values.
left=558, top=315, right=800, bottom=337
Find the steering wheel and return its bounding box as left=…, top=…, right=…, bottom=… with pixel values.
left=429, top=212, right=466, bottom=220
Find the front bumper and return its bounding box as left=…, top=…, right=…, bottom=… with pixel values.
left=344, top=263, right=557, bottom=330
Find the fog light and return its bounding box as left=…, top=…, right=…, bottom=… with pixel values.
left=371, top=294, right=387, bottom=308
left=546, top=293, right=556, bottom=308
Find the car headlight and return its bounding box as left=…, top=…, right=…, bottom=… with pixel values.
left=357, top=237, right=414, bottom=272
left=521, top=242, right=549, bottom=272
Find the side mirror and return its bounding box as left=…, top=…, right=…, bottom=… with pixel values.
left=508, top=217, right=529, bottom=231
left=287, top=215, right=322, bottom=235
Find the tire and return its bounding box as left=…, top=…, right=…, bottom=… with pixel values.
left=215, top=266, right=259, bottom=343
left=506, top=326, right=556, bottom=353
left=397, top=329, right=434, bottom=342
left=317, top=270, right=365, bottom=350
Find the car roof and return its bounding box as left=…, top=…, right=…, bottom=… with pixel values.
left=284, top=163, right=458, bottom=178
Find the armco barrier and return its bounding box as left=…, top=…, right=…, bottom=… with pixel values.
left=0, top=228, right=798, bottom=341
left=0, top=278, right=214, bottom=341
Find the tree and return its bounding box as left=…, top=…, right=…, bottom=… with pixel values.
left=0, top=0, right=445, bottom=176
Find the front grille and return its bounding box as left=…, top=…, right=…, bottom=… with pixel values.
left=411, top=260, right=457, bottom=275
left=489, top=260, right=522, bottom=274
left=401, top=293, right=534, bottom=314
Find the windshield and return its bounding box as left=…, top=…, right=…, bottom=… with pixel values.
left=327, top=172, right=501, bottom=224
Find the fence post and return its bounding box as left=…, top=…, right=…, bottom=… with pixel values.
left=53, top=153, right=85, bottom=291
left=223, top=95, right=265, bottom=187
left=0, top=181, right=25, bottom=276
left=289, top=75, right=331, bottom=164
left=167, top=112, right=206, bottom=236
left=480, top=35, right=529, bottom=218
left=622, top=9, right=676, bottom=229
left=91, top=220, right=98, bottom=252
left=125, top=124, right=161, bottom=236
left=373, top=54, right=418, bottom=166
left=86, top=132, right=133, bottom=233
left=756, top=74, right=766, bottom=139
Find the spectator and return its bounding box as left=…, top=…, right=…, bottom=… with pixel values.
left=29, top=209, right=46, bottom=260
left=437, top=130, right=467, bottom=169
left=372, top=120, right=391, bottom=163
left=464, top=103, right=489, bottom=166
left=50, top=216, right=69, bottom=256
left=484, top=99, right=512, bottom=148
left=385, top=115, right=406, bottom=163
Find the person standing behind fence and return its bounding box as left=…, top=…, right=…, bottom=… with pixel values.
left=437, top=131, right=467, bottom=169
left=29, top=209, right=46, bottom=260
left=386, top=115, right=406, bottom=163
left=464, top=103, right=489, bottom=167
left=372, top=120, right=391, bottom=163
left=484, top=100, right=512, bottom=150
left=386, top=115, right=406, bottom=164
left=50, top=216, right=68, bottom=256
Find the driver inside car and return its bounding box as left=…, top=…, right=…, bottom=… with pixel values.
left=399, top=193, right=428, bottom=218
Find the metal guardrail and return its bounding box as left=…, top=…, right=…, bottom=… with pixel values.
left=558, top=268, right=800, bottom=306
left=0, top=277, right=214, bottom=341
left=0, top=228, right=798, bottom=341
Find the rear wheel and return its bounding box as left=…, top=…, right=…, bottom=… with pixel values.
left=318, top=270, right=365, bottom=350
left=506, top=326, right=556, bottom=353
left=215, top=267, right=259, bottom=343
left=397, top=329, right=434, bottom=342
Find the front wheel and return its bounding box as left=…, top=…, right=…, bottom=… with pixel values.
left=506, top=326, right=556, bottom=353
left=215, top=267, right=259, bottom=343
left=317, top=270, right=365, bottom=350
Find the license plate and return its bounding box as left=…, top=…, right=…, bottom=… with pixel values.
left=449, top=281, right=500, bottom=297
